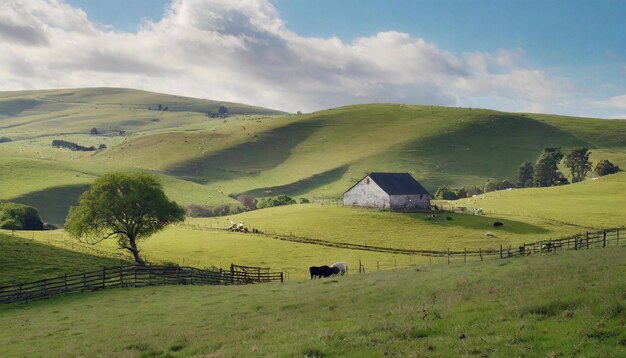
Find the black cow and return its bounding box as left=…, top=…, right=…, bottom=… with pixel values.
left=309, top=265, right=339, bottom=279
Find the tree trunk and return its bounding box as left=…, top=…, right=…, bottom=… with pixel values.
left=127, top=237, right=145, bottom=266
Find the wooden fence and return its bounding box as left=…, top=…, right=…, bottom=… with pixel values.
left=0, top=264, right=283, bottom=304
left=496, top=228, right=621, bottom=259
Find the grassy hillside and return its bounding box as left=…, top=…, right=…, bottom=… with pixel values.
left=1, top=245, right=623, bottom=357
left=0, top=233, right=125, bottom=286
left=96, top=104, right=626, bottom=199
left=453, top=172, right=626, bottom=229
left=2, top=88, right=626, bottom=226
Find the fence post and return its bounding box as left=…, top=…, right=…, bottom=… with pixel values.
left=499, top=244, right=503, bottom=259
left=102, top=267, right=106, bottom=289
left=230, top=264, right=234, bottom=285
left=83, top=272, right=86, bottom=290
left=464, top=248, right=467, bottom=264
left=447, top=248, right=450, bottom=265
left=603, top=231, right=607, bottom=247
left=479, top=248, right=483, bottom=261
left=617, top=229, right=620, bottom=246
left=280, top=272, right=284, bottom=283
left=64, top=273, right=68, bottom=292
left=586, top=232, right=590, bottom=249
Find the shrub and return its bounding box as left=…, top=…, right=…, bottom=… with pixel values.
left=0, top=202, right=44, bottom=230
left=257, top=195, right=297, bottom=209
left=185, top=204, right=244, bottom=218
left=51, top=139, right=96, bottom=152
left=595, top=159, right=621, bottom=176
left=434, top=186, right=458, bottom=200
left=300, top=197, right=310, bottom=204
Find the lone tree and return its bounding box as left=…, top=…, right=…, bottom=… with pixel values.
left=65, top=172, right=185, bottom=265
left=564, top=148, right=592, bottom=183
left=533, top=148, right=566, bottom=187
left=594, top=159, right=621, bottom=176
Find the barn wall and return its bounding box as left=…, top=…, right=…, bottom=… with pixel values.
left=389, top=194, right=431, bottom=210
left=343, top=176, right=390, bottom=208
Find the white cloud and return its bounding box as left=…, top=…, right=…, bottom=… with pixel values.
left=0, top=0, right=582, bottom=114
left=593, top=94, right=626, bottom=109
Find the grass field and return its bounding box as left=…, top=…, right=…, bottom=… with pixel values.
left=453, top=172, right=626, bottom=229
left=8, top=171, right=624, bottom=280
left=0, top=234, right=127, bottom=286
left=0, top=245, right=623, bottom=357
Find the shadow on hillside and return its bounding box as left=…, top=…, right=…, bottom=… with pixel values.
left=381, top=115, right=592, bottom=182
left=238, top=165, right=350, bottom=198
left=0, top=99, right=44, bottom=117
left=9, top=184, right=90, bottom=226
left=0, top=235, right=124, bottom=286
left=166, top=120, right=323, bottom=184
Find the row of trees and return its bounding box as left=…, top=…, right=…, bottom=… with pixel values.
left=516, top=147, right=620, bottom=188
left=435, top=148, right=621, bottom=200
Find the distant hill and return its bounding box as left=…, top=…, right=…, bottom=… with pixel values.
left=0, top=87, right=284, bottom=117
left=1, top=89, right=625, bottom=225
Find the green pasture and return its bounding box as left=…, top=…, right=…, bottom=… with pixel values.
left=210, top=204, right=572, bottom=251
left=10, top=227, right=424, bottom=281
left=453, top=172, right=626, bottom=229
left=0, top=234, right=126, bottom=286
left=0, top=245, right=623, bottom=357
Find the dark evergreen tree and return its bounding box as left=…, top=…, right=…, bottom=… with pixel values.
left=516, top=162, right=534, bottom=187
left=564, top=148, right=592, bottom=183
left=533, top=148, right=565, bottom=187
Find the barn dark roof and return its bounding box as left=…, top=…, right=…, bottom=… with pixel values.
left=368, top=172, right=430, bottom=195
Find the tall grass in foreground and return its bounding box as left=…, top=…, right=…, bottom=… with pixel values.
left=0, top=246, right=624, bottom=357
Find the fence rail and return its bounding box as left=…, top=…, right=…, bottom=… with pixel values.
left=0, top=264, right=283, bottom=304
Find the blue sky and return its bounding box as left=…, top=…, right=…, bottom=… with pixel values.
left=2, top=0, right=625, bottom=117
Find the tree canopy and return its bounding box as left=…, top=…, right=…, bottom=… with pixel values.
left=65, top=172, right=185, bottom=265
left=564, top=148, right=592, bottom=183
left=533, top=148, right=566, bottom=187
left=0, top=202, right=44, bottom=230
left=434, top=185, right=458, bottom=200
left=516, top=162, right=534, bottom=188
left=594, top=159, right=621, bottom=176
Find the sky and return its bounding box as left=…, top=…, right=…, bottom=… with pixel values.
left=0, top=0, right=625, bottom=118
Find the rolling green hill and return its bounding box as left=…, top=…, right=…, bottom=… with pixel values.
left=1, top=88, right=626, bottom=226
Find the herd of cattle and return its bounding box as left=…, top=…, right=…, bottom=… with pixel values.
left=309, top=262, right=348, bottom=279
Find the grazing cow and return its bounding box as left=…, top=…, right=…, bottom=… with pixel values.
left=309, top=265, right=339, bottom=279
left=330, top=262, right=348, bottom=275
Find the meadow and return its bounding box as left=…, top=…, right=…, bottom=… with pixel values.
left=0, top=245, right=623, bottom=357
left=1, top=87, right=626, bottom=356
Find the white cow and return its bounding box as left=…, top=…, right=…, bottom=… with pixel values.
left=330, top=262, right=348, bottom=275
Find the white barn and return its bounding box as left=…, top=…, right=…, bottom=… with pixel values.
left=343, top=172, right=431, bottom=210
